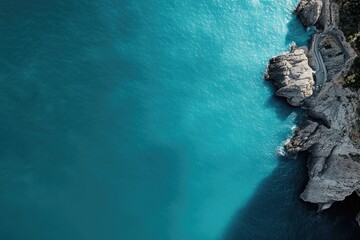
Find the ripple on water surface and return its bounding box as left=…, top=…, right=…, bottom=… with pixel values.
left=1, top=0, right=358, bottom=240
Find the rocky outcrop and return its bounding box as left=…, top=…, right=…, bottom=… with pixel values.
left=285, top=82, right=360, bottom=211
left=265, top=48, right=314, bottom=106
left=305, top=82, right=357, bottom=129
left=318, top=35, right=346, bottom=81
left=294, top=0, right=323, bottom=27
left=266, top=0, right=360, bottom=227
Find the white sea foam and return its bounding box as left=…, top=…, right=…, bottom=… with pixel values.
left=276, top=146, right=287, bottom=156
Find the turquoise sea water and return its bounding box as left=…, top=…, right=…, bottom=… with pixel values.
left=0, top=0, right=360, bottom=239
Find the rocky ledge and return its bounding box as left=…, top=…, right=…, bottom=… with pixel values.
left=285, top=82, right=360, bottom=211
left=294, top=0, right=324, bottom=27
left=266, top=0, right=360, bottom=224
left=265, top=47, right=314, bottom=106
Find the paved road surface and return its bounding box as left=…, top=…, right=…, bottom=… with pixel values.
left=312, top=34, right=327, bottom=92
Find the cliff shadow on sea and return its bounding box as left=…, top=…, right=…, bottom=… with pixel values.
left=223, top=3, right=360, bottom=239
left=285, top=15, right=315, bottom=48
left=263, top=79, right=303, bottom=121
left=222, top=153, right=360, bottom=240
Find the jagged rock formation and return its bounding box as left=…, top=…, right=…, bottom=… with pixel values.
left=285, top=82, right=360, bottom=210
left=266, top=0, right=360, bottom=225
left=318, top=35, right=346, bottom=81
left=265, top=48, right=314, bottom=106
left=294, top=0, right=323, bottom=27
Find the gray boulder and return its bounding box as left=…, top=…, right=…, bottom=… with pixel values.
left=286, top=82, right=360, bottom=212
left=294, top=0, right=323, bottom=27
left=266, top=48, right=314, bottom=106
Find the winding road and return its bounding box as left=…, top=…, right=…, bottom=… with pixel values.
left=312, top=33, right=327, bottom=93
left=311, top=0, right=351, bottom=93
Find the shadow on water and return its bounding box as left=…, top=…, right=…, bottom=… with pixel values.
left=263, top=77, right=306, bottom=123
left=222, top=153, right=360, bottom=240
left=285, top=15, right=315, bottom=47
left=263, top=79, right=299, bottom=121
left=221, top=6, right=360, bottom=240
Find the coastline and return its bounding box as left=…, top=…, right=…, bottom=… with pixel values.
left=266, top=0, right=360, bottom=225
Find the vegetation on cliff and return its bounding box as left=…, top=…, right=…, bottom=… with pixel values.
left=344, top=57, right=360, bottom=88
left=335, top=0, right=360, bottom=89
left=335, top=0, right=360, bottom=42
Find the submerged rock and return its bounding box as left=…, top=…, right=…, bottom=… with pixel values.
left=294, top=0, right=323, bottom=27
left=266, top=48, right=314, bottom=106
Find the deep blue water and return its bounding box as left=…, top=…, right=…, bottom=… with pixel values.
left=0, top=0, right=359, bottom=239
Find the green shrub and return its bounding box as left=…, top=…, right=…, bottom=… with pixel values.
left=344, top=57, right=360, bottom=89
left=335, top=0, right=360, bottom=54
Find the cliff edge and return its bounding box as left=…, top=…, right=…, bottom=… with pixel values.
left=266, top=0, right=360, bottom=223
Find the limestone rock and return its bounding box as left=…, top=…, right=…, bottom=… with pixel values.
left=318, top=35, right=346, bottom=81
left=305, top=82, right=358, bottom=130
left=301, top=154, right=360, bottom=207
left=266, top=48, right=314, bottom=106
left=286, top=82, right=360, bottom=212
left=295, top=0, right=323, bottom=27
left=272, top=0, right=360, bottom=227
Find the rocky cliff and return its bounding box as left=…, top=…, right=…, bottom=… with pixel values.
left=266, top=0, right=360, bottom=224
left=294, top=0, right=324, bottom=27
left=286, top=82, right=360, bottom=211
